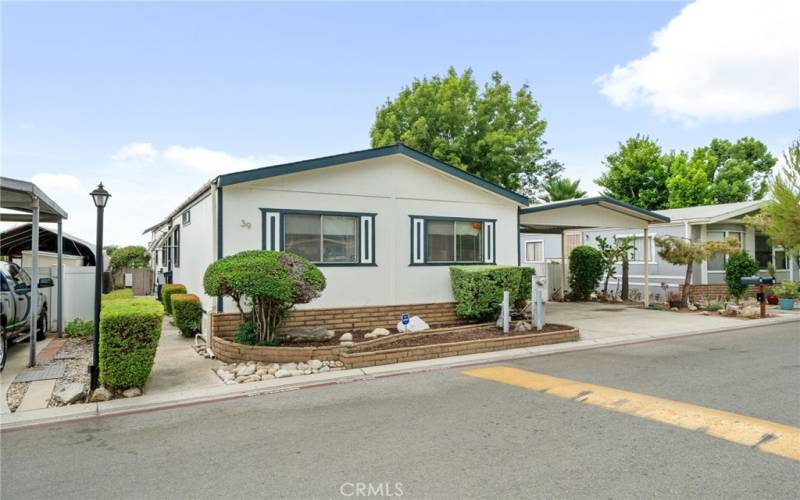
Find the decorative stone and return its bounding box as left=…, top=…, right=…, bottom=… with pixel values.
left=288, top=369, right=305, bottom=376
left=217, top=368, right=235, bottom=381
left=339, top=332, right=353, bottom=341
left=670, top=307, right=679, bottom=312
left=303, top=369, right=312, bottom=375
left=275, top=369, right=291, bottom=378
left=740, top=306, right=761, bottom=319
left=280, top=362, right=298, bottom=371
left=514, top=322, right=532, bottom=332
left=242, top=375, right=261, bottom=383
left=261, top=374, right=275, bottom=380
left=224, top=380, right=237, bottom=385
left=276, top=326, right=335, bottom=343
left=54, top=383, right=85, bottom=405
left=319, top=365, right=330, bottom=373
left=396, top=316, right=429, bottom=333
left=90, top=387, right=112, bottom=402
left=334, top=361, right=344, bottom=367
left=308, top=359, right=323, bottom=370
left=365, top=327, right=391, bottom=339
left=340, top=341, right=354, bottom=347
left=122, top=387, right=142, bottom=398
left=297, top=362, right=311, bottom=372
left=236, top=364, right=256, bottom=377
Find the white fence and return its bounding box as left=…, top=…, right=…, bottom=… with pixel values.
left=24, top=266, right=95, bottom=331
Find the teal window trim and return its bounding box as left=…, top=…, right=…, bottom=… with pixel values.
left=408, top=215, right=497, bottom=266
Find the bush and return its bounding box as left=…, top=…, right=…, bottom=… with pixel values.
left=109, top=245, right=150, bottom=271
left=568, top=245, right=605, bottom=301
left=103, top=289, right=134, bottom=301
left=99, top=297, right=164, bottom=389
left=450, top=266, right=534, bottom=321
left=172, top=293, right=203, bottom=337
left=161, top=283, right=187, bottom=315
left=204, top=251, right=326, bottom=342
left=234, top=321, right=258, bottom=345
left=704, top=299, right=723, bottom=312
left=775, top=281, right=799, bottom=299
left=725, top=251, right=759, bottom=301
left=65, top=318, right=93, bottom=338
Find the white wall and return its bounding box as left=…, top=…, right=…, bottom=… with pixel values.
left=22, top=251, right=84, bottom=268
left=60, top=266, right=95, bottom=325
left=220, top=154, right=520, bottom=311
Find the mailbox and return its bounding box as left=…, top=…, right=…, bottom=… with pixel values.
left=739, top=276, right=776, bottom=286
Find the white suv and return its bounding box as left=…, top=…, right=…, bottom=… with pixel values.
left=0, top=262, right=52, bottom=370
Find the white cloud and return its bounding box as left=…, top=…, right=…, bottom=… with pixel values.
left=112, top=142, right=158, bottom=161
left=162, top=145, right=260, bottom=174
left=31, top=173, right=82, bottom=193
left=596, top=0, right=800, bottom=123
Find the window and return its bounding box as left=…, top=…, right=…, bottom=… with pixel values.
left=774, top=248, right=788, bottom=270
left=707, top=230, right=742, bottom=271
left=616, top=235, right=655, bottom=263
left=284, top=213, right=358, bottom=264
left=182, top=210, right=191, bottom=226
left=173, top=226, right=181, bottom=268
left=755, top=233, right=772, bottom=269
left=422, top=219, right=484, bottom=263
left=524, top=241, right=544, bottom=263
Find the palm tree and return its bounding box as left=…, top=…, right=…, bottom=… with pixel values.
left=540, top=177, right=587, bottom=202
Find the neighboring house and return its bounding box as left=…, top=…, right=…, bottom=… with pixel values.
left=520, top=200, right=799, bottom=299
left=144, top=144, right=529, bottom=333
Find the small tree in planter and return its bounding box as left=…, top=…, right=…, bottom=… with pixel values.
left=654, top=236, right=740, bottom=308
left=725, top=251, right=759, bottom=302
left=203, top=251, right=326, bottom=343
left=568, top=246, right=604, bottom=301
left=595, top=235, right=635, bottom=299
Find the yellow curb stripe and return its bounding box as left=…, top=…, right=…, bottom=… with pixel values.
left=463, top=367, right=800, bottom=462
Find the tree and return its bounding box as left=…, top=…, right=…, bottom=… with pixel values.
left=595, top=236, right=625, bottom=297
left=104, top=245, right=119, bottom=257
left=654, top=236, right=740, bottom=307
left=540, top=177, right=587, bottom=202
left=747, top=137, right=800, bottom=255
left=596, top=135, right=671, bottom=210
left=568, top=246, right=605, bottom=301
left=371, top=67, right=563, bottom=196
left=665, top=148, right=716, bottom=208
left=203, top=251, right=326, bottom=343
left=617, top=236, right=636, bottom=301
left=109, top=245, right=150, bottom=271
left=725, top=252, right=759, bottom=302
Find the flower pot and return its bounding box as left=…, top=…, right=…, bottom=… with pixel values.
left=778, top=298, right=796, bottom=311
left=767, top=295, right=779, bottom=305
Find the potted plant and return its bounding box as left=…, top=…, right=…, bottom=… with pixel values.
left=668, top=291, right=683, bottom=309
left=774, top=281, right=799, bottom=311
left=765, top=286, right=779, bottom=305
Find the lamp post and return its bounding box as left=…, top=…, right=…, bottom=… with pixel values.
left=89, top=183, right=110, bottom=390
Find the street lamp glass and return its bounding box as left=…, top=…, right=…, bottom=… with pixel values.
left=90, top=183, right=111, bottom=208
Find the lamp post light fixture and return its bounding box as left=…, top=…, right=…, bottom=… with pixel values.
left=89, top=182, right=110, bottom=390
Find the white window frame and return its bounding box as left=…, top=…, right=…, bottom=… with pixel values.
left=707, top=230, right=743, bottom=273
left=614, top=233, right=657, bottom=265
left=523, top=240, right=545, bottom=264
left=409, top=216, right=495, bottom=266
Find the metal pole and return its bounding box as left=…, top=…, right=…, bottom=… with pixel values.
left=759, top=284, right=766, bottom=319
left=643, top=226, right=650, bottom=308
left=28, top=198, right=40, bottom=368
left=501, top=291, right=510, bottom=334
left=57, top=219, right=64, bottom=337
left=560, top=232, right=567, bottom=301
left=90, top=204, right=104, bottom=390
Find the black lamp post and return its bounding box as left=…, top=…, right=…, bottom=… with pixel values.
left=89, top=182, right=110, bottom=390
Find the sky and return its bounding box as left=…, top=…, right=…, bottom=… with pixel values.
left=2, top=0, right=798, bottom=246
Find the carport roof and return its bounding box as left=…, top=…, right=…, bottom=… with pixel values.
left=520, top=196, right=670, bottom=233
left=0, top=176, right=68, bottom=222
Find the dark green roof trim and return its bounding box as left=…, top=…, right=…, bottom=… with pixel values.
left=217, top=144, right=530, bottom=206
left=520, top=196, right=671, bottom=223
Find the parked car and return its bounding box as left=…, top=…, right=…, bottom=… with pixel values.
left=0, top=262, right=53, bottom=370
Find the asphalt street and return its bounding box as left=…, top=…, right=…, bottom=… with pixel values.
left=2, top=322, right=798, bottom=499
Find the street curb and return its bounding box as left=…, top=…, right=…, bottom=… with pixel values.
left=2, top=315, right=797, bottom=432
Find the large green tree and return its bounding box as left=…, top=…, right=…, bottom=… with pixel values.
left=540, top=177, right=587, bottom=202
left=370, top=67, right=562, bottom=196
left=596, top=135, right=671, bottom=210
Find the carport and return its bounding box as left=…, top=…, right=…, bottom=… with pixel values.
left=519, top=196, right=670, bottom=307
left=0, top=177, right=68, bottom=367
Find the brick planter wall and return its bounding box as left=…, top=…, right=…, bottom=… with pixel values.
left=679, top=284, right=758, bottom=303
left=210, top=302, right=466, bottom=339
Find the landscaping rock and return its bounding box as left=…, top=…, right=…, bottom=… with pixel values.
left=276, top=326, right=335, bottom=343
left=365, top=328, right=391, bottom=339
left=122, top=387, right=142, bottom=398
left=319, top=365, right=330, bottom=373
left=280, top=362, right=298, bottom=371
left=288, top=369, right=305, bottom=376
left=670, top=307, right=679, bottom=312
left=53, top=383, right=85, bottom=405
left=217, top=368, right=235, bottom=381
left=687, top=302, right=697, bottom=311
left=397, top=316, right=429, bottom=333
left=262, top=374, right=275, bottom=380
left=275, top=369, right=291, bottom=378
left=90, top=387, right=112, bottom=402
left=721, top=304, right=740, bottom=316
left=308, top=359, right=323, bottom=370
left=740, top=306, right=761, bottom=319
left=236, top=364, right=256, bottom=377
left=339, top=332, right=354, bottom=346
left=514, top=322, right=532, bottom=332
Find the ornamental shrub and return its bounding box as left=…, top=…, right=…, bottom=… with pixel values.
left=65, top=318, right=93, bottom=338
left=109, top=245, right=150, bottom=271
left=725, top=251, right=759, bottom=301
left=103, top=289, right=134, bottom=301
left=171, top=293, right=203, bottom=337
left=99, top=297, right=164, bottom=389
left=568, top=245, right=604, bottom=301
left=161, top=283, right=187, bottom=315
left=203, top=251, right=326, bottom=342
left=234, top=321, right=258, bottom=345
left=450, top=266, right=534, bottom=321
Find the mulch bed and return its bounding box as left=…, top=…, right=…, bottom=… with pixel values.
left=350, top=323, right=571, bottom=351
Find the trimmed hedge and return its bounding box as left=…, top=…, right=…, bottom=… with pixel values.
left=103, top=289, right=134, bottom=301
left=172, top=293, right=203, bottom=337
left=161, top=283, right=187, bottom=315
left=725, top=251, right=759, bottom=300
left=65, top=318, right=93, bottom=338
left=450, top=266, right=535, bottom=321
left=99, top=297, right=164, bottom=389
left=568, top=245, right=604, bottom=301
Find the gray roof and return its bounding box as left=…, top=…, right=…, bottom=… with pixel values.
left=0, top=176, right=68, bottom=222
left=655, top=200, right=767, bottom=224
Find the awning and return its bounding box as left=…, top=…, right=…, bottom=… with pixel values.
left=520, top=196, right=670, bottom=233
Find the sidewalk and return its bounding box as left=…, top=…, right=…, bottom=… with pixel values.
left=3, top=304, right=798, bottom=430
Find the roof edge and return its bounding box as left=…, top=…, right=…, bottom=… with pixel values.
left=520, top=196, right=671, bottom=223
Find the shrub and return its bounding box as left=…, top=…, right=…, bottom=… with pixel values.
left=172, top=293, right=203, bottom=337
left=103, top=289, right=134, bottom=301
left=161, top=283, right=187, bottom=315
left=450, top=266, right=534, bottom=321
left=234, top=321, right=258, bottom=345
left=65, top=318, right=93, bottom=338
left=99, top=297, right=164, bottom=389
left=204, top=251, right=326, bottom=342
left=775, top=281, right=799, bottom=299
left=568, top=245, right=604, bottom=301
left=109, top=245, right=150, bottom=271
left=704, top=299, right=723, bottom=312
left=725, top=251, right=759, bottom=301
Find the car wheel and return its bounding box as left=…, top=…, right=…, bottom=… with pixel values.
left=0, top=329, right=7, bottom=372
left=36, top=310, right=48, bottom=341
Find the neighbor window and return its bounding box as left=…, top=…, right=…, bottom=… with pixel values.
left=707, top=230, right=742, bottom=271
left=425, top=219, right=483, bottom=263
left=617, top=235, right=655, bottom=263
left=525, top=241, right=544, bottom=263
left=172, top=226, right=180, bottom=268
left=755, top=233, right=772, bottom=269
left=182, top=210, right=191, bottom=226
left=284, top=213, right=358, bottom=264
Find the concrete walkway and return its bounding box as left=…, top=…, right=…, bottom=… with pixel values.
left=2, top=303, right=797, bottom=429
left=1, top=336, right=53, bottom=414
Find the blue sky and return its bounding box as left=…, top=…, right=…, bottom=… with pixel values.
left=2, top=1, right=797, bottom=245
